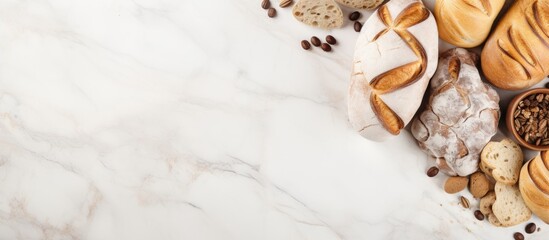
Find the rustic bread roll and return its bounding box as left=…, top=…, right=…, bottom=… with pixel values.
left=434, top=0, right=505, bottom=48
left=348, top=0, right=438, bottom=141
left=480, top=139, right=523, bottom=185
left=411, top=48, right=499, bottom=176
left=335, top=0, right=384, bottom=9
left=480, top=0, right=549, bottom=90
left=519, top=152, right=549, bottom=223
left=292, top=0, right=344, bottom=29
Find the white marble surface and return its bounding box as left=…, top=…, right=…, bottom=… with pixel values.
left=0, top=0, right=548, bottom=239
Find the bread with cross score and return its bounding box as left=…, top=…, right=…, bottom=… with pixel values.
left=348, top=0, right=439, bottom=141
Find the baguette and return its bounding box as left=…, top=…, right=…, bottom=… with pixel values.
left=480, top=0, right=549, bottom=90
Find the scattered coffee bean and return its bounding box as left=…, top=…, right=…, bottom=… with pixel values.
left=526, top=222, right=536, bottom=234
left=460, top=196, right=470, bottom=209
left=538, top=227, right=541, bottom=232
left=474, top=210, right=484, bottom=221
left=513, top=232, right=524, bottom=240
left=261, top=0, right=271, bottom=9
left=267, top=7, right=277, bottom=18
left=426, top=166, right=439, bottom=177
left=321, top=43, right=331, bottom=52
left=311, top=36, right=321, bottom=47
left=326, top=35, right=337, bottom=45
left=301, top=40, right=311, bottom=50
left=349, top=11, right=361, bottom=21
left=354, top=21, right=363, bottom=32
left=546, top=81, right=549, bottom=88
left=279, top=0, right=293, bottom=8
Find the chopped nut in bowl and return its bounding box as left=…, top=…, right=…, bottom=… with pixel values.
left=506, top=88, right=549, bottom=151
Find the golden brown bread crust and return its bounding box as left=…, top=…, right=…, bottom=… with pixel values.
left=519, top=154, right=549, bottom=223
left=435, top=0, right=505, bottom=47
left=481, top=0, right=549, bottom=90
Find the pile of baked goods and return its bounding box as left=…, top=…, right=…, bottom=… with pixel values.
left=343, top=0, right=549, bottom=234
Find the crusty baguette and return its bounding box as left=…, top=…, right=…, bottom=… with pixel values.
left=519, top=159, right=549, bottom=223
left=335, top=0, right=383, bottom=9
left=292, top=0, right=343, bottom=29
left=480, top=139, right=523, bottom=185
left=434, top=0, right=505, bottom=47
left=348, top=0, right=438, bottom=141
left=480, top=0, right=549, bottom=90
left=492, top=182, right=532, bottom=227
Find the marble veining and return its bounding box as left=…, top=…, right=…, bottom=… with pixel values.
left=0, top=0, right=548, bottom=239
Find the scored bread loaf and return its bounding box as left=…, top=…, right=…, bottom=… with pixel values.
left=519, top=152, right=549, bottom=223
left=434, top=0, right=505, bottom=47
left=335, top=0, right=384, bottom=9
left=348, top=0, right=438, bottom=141
left=292, top=0, right=344, bottom=29
left=411, top=48, right=499, bottom=176
left=480, top=0, right=549, bottom=90
left=491, top=182, right=532, bottom=227
left=480, top=139, right=523, bottom=185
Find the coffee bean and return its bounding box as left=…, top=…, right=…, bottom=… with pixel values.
left=354, top=21, right=363, bottom=32
left=513, top=232, right=524, bottom=240
left=267, top=7, right=277, bottom=18
left=301, top=40, right=311, bottom=50
left=426, top=166, right=439, bottom=177
left=311, top=36, right=321, bottom=47
left=546, top=81, right=549, bottom=88
left=474, top=210, right=484, bottom=221
left=321, top=43, right=331, bottom=52
left=526, top=222, right=536, bottom=234
left=349, top=11, right=361, bottom=21
left=261, top=0, right=271, bottom=9
left=326, top=35, right=337, bottom=45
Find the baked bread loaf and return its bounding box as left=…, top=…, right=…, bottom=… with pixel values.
left=434, top=0, right=505, bottom=47
left=519, top=151, right=549, bottom=223
left=411, top=48, right=499, bottom=176
left=348, top=0, right=438, bottom=141
left=292, top=0, right=344, bottom=29
left=335, top=0, right=383, bottom=9
left=480, top=139, right=523, bottom=185
left=480, top=0, right=549, bottom=90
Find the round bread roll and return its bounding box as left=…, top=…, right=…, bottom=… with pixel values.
left=519, top=151, right=549, bottom=223
left=434, top=0, right=505, bottom=47
left=480, top=0, right=549, bottom=90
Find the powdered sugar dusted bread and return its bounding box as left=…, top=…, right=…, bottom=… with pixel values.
left=335, top=0, right=384, bottom=9
left=412, top=48, right=500, bottom=176
left=348, top=0, right=438, bottom=141
left=292, top=0, right=343, bottom=29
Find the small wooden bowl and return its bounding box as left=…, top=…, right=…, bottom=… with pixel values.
left=506, top=88, right=549, bottom=151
